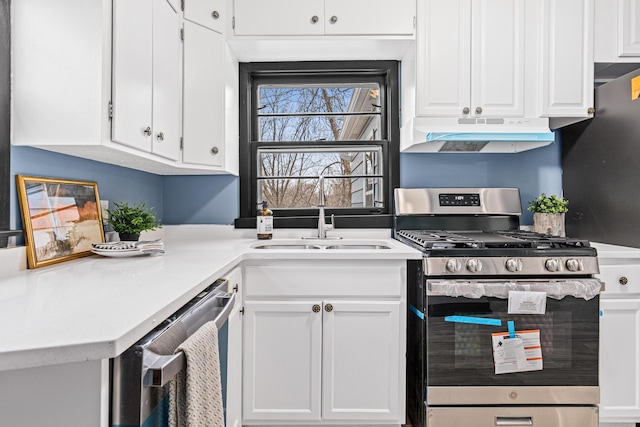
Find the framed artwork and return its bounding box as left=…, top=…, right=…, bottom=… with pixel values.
left=16, top=175, right=105, bottom=268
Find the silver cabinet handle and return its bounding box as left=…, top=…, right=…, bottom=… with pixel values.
left=156, top=132, right=164, bottom=141
left=495, top=416, right=533, bottom=426
left=462, top=107, right=470, bottom=114
left=143, top=126, right=152, bottom=137
left=212, top=10, right=219, bottom=19
left=475, top=106, right=483, bottom=114
left=330, top=15, right=338, bottom=24
left=211, top=147, right=219, bottom=155
left=311, top=15, right=319, bottom=24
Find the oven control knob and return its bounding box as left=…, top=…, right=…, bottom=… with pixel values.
left=545, top=258, right=562, bottom=272
left=505, top=258, right=523, bottom=272
left=466, top=258, right=483, bottom=273
left=446, top=258, right=463, bottom=273
left=565, top=258, right=584, bottom=272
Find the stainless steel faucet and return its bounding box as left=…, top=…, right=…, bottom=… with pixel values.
left=317, top=175, right=334, bottom=239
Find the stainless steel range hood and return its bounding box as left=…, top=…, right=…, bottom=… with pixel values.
left=400, top=117, right=556, bottom=153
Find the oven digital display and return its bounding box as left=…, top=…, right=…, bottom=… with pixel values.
left=439, top=193, right=481, bottom=206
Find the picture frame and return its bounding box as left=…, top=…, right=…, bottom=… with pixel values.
left=16, top=175, right=105, bottom=269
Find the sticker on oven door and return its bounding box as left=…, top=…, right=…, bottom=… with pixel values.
left=507, top=291, right=547, bottom=314
left=492, top=329, right=543, bottom=374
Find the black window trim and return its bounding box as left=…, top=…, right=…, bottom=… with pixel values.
left=235, top=60, right=400, bottom=229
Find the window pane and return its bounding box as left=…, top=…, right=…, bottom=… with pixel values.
left=259, top=114, right=381, bottom=142
left=257, top=146, right=383, bottom=209
left=257, top=84, right=382, bottom=142
left=258, top=85, right=381, bottom=115
left=258, top=177, right=384, bottom=209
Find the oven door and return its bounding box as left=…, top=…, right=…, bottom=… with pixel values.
left=424, top=279, right=601, bottom=405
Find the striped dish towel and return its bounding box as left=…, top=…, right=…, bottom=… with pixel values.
left=168, top=321, right=224, bottom=427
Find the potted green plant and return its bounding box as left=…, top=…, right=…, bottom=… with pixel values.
left=106, top=201, right=161, bottom=241
left=527, top=193, right=569, bottom=237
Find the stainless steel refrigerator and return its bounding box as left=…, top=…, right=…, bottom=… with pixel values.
left=562, top=67, right=640, bottom=248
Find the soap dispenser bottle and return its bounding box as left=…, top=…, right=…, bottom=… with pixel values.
left=257, top=201, right=273, bottom=240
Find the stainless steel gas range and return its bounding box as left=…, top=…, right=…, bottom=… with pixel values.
left=395, top=188, right=603, bottom=427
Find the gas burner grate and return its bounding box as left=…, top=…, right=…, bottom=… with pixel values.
left=396, top=229, right=592, bottom=252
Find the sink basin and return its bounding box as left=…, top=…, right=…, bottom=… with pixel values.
left=325, top=244, right=391, bottom=250
left=253, top=244, right=322, bottom=250
left=250, top=240, right=393, bottom=250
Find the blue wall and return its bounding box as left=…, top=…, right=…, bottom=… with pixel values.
left=10, top=136, right=562, bottom=228
left=10, top=146, right=164, bottom=230
left=399, top=138, right=563, bottom=225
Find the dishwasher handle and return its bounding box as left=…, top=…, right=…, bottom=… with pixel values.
left=144, top=291, right=235, bottom=388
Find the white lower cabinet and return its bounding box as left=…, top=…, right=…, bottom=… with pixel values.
left=600, top=298, right=640, bottom=423
left=597, top=261, right=640, bottom=424
left=242, top=260, right=406, bottom=425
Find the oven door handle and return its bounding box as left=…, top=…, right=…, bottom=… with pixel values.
left=143, top=292, right=235, bottom=388
left=495, top=416, right=533, bottom=426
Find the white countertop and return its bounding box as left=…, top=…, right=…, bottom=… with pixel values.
left=592, top=241, right=640, bottom=259
left=0, top=225, right=421, bottom=371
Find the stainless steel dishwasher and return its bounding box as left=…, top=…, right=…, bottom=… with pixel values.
left=110, top=278, right=234, bottom=427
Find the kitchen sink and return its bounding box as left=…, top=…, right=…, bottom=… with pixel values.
left=251, top=240, right=393, bottom=250
left=325, top=244, right=391, bottom=250
left=253, top=244, right=322, bottom=250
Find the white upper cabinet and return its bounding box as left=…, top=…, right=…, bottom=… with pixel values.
left=232, top=0, right=415, bottom=37
left=182, top=20, right=239, bottom=172
left=323, top=0, right=415, bottom=36
left=539, top=0, right=594, bottom=121
left=416, top=0, right=526, bottom=118
left=619, top=0, right=640, bottom=56
left=12, top=0, right=238, bottom=175
left=595, top=0, right=640, bottom=62
left=110, top=0, right=182, bottom=161
left=184, top=0, right=227, bottom=34
left=233, top=0, right=325, bottom=36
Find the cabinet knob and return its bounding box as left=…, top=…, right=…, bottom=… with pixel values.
left=212, top=10, right=220, bottom=19
left=143, top=126, right=152, bottom=137
left=311, top=15, right=319, bottom=24
left=587, top=107, right=595, bottom=115
left=324, top=303, right=333, bottom=312
left=330, top=15, right=338, bottom=24
left=475, top=106, right=483, bottom=114
left=156, top=131, right=164, bottom=141
left=462, top=107, right=470, bottom=115
left=312, top=304, right=321, bottom=313
left=210, top=147, right=219, bottom=155
left=620, top=276, right=629, bottom=285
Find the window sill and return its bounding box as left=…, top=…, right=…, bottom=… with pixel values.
left=234, top=214, right=393, bottom=229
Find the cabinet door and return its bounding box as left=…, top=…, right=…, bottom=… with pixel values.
left=185, top=0, right=226, bottom=34
left=233, top=0, right=325, bottom=36
left=322, top=301, right=402, bottom=421
left=540, top=0, right=594, bottom=118
left=416, top=0, right=471, bottom=117
left=226, top=303, right=243, bottom=427
left=619, top=0, right=640, bottom=56
left=600, top=298, right=640, bottom=422
left=151, top=0, right=181, bottom=161
left=182, top=21, right=225, bottom=167
left=324, top=0, right=415, bottom=36
left=112, top=0, right=153, bottom=152
left=471, top=0, right=525, bottom=117
left=243, top=301, right=323, bottom=422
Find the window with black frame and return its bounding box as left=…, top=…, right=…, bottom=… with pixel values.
left=236, top=61, right=400, bottom=229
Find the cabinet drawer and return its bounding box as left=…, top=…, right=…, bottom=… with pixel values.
left=244, top=262, right=404, bottom=298
left=597, top=261, right=640, bottom=295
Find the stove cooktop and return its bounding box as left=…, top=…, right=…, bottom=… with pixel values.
left=396, top=229, right=593, bottom=251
